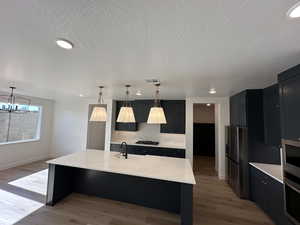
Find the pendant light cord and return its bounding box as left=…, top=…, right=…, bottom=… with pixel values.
left=154, top=84, right=161, bottom=107
left=124, top=85, right=131, bottom=107
left=98, top=86, right=104, bottom=104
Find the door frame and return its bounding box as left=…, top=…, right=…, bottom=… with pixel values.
left=186, top=97, right=229, bottom=179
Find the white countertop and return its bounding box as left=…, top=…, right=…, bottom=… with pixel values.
left=111, top=141, right=185, bottom=149
left=47, top=150, right=195, bottom=184
left=249, top=162, right=283, bottom=183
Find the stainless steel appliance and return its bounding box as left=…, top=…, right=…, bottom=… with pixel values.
left=226, top=126, right=248, bottom=198
left=282, top=140, right=300, bottom=177
left=283, top=139, right=300, bottom=224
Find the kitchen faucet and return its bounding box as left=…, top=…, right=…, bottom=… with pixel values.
left=120, top=142, right=128, bottom=159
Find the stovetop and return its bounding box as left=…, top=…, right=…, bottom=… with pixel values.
left=135, top=141, right=159, bottom=145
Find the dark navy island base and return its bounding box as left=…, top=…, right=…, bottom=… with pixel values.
left=46, top=164, right=193, bottom=225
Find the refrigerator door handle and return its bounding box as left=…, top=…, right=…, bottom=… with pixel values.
left=236, top=127, right=240, bottom=162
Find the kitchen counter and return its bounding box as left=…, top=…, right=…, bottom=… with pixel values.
left=110, top=140, right=185, bottom=149
left=249, top=162, right=283, bottom=183
left=47, top=150, right=195, bottom=184
left=46, top=150, right=195, bottom=225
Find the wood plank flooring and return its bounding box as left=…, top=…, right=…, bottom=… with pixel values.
left=0, top=158, right=274, bottom=225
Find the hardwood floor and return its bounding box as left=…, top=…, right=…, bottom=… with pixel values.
left=193, top=155, right=217, bottom=176
left=0, top=159, right=274, bottom=225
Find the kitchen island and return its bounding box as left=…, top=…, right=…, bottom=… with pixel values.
left=46, top=150, right=195, bottom=225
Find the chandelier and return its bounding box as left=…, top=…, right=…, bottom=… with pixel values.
left=0, top=87, right=31, bottom=113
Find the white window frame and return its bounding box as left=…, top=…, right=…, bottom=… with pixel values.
left=0, top=105, right=43, bottom=146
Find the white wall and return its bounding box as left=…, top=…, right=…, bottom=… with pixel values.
left=50, top=96, right=113, bottom=157
left=0, top=96, right=54, bottom=170
left=186, top=97, right=229, bottom=179
left=193, top=104, right=215, bottom=124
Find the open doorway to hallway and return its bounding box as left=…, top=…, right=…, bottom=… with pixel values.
left=193, top=103, right=216, bottom=176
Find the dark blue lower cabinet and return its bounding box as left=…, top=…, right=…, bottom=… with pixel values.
left=250, top=166, right=293, bottom=225
left=110, top=144, right=185, bottom=158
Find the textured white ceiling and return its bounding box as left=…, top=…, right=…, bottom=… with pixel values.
left=1, top=0, right=300, bottom=100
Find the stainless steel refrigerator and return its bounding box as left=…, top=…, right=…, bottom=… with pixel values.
left=226, top=126, right=249, bottom=199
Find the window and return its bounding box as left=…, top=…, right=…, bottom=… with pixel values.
left=0, top=103, right=42, bottom=144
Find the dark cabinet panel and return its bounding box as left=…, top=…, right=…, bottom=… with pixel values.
left=115, top=101, right=137, bottom=131
left=230, top=90, right=279, bottom=164
left=110, top=144, right=146, bottom=155
left=160, top=100, right=186, bottom=134
left=263, top=84, right=281, bottom=147
left=115, top=100, right=186, bottom=133
left=110, top=144, right=185, bottom=158
left=250, top=166, right=292, bottom=225
left=115, top=122, right=138, bottom=131
left=132, top=100, right=153, bottom=123
left=279, top=72, right=300, bottom=141
left=230, top=92, right=247, bottom=127
left=250, top=167, right=266, bottom=210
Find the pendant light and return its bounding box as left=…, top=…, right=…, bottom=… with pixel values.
left=0, top=87, right=31, bottom=113
left=90, top=86, right=107, bottom=122
left=117, top=85, right=136, bottom=123
left=147, top=84, right=166, bottom=124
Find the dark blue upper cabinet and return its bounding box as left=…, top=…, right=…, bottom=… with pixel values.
left=278, top=65, right=300, bottom=141
left=160, top=100, right=186, bottom=134
left=115, top=100, right=186, bottom=134
left=263, top=84, right=281, bottom=147
left=132, top=100, right=153, bottom=123
left=230, top=91, right=247, bottom=127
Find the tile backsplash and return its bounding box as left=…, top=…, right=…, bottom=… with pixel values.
left=111, top=123, right=185, bottom=148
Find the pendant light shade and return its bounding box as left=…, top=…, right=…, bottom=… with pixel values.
left=147, top=107, right=166, bottom=124
left=147, top=84, right=167, bottom=124
left=90, top=86, right=107, bottom=122
left=117, top=85, right=136, bottom=123
left=90, top=106, right=107, bottom=122
left=117, top=107, right=135, bottom=123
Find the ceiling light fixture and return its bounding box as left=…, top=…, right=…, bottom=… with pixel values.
left=206, top=103, right=211, bottom=107
left=147, top=83, right=167, bottom=124
left=288, top=2, right=300, bottom=18
left=209, top=88, right=216, bottom=94
left=90, top=86, right=107, bottom=122
left=0, top=87, right=31, bottom=113
left=56, top=38, right=74, bottom=50
left=117, top=85, right=136, bottom=123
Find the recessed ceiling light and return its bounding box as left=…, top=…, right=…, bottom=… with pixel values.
left=288, top=2, right=300, bottom=18
left=79, top=94, right=84, bottom=97
left=206, top=103, right=211, bottom=107
left=136, top=90, right=142, bottom=96
left=209, top=88, right=216, bottom=94
left=56, top=39, right=74, bottom=50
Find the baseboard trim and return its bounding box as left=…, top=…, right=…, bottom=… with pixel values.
left=0, top=154, right=49, bottom=171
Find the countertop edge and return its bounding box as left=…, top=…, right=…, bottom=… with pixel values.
left=47, top=150, right=195, bottom=185
left=249, top=162, right=283, bottom=184
left=47, top=161, right=196, bottom=185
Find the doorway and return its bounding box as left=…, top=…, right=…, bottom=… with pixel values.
left=193, top=103, right=216, bottom=176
